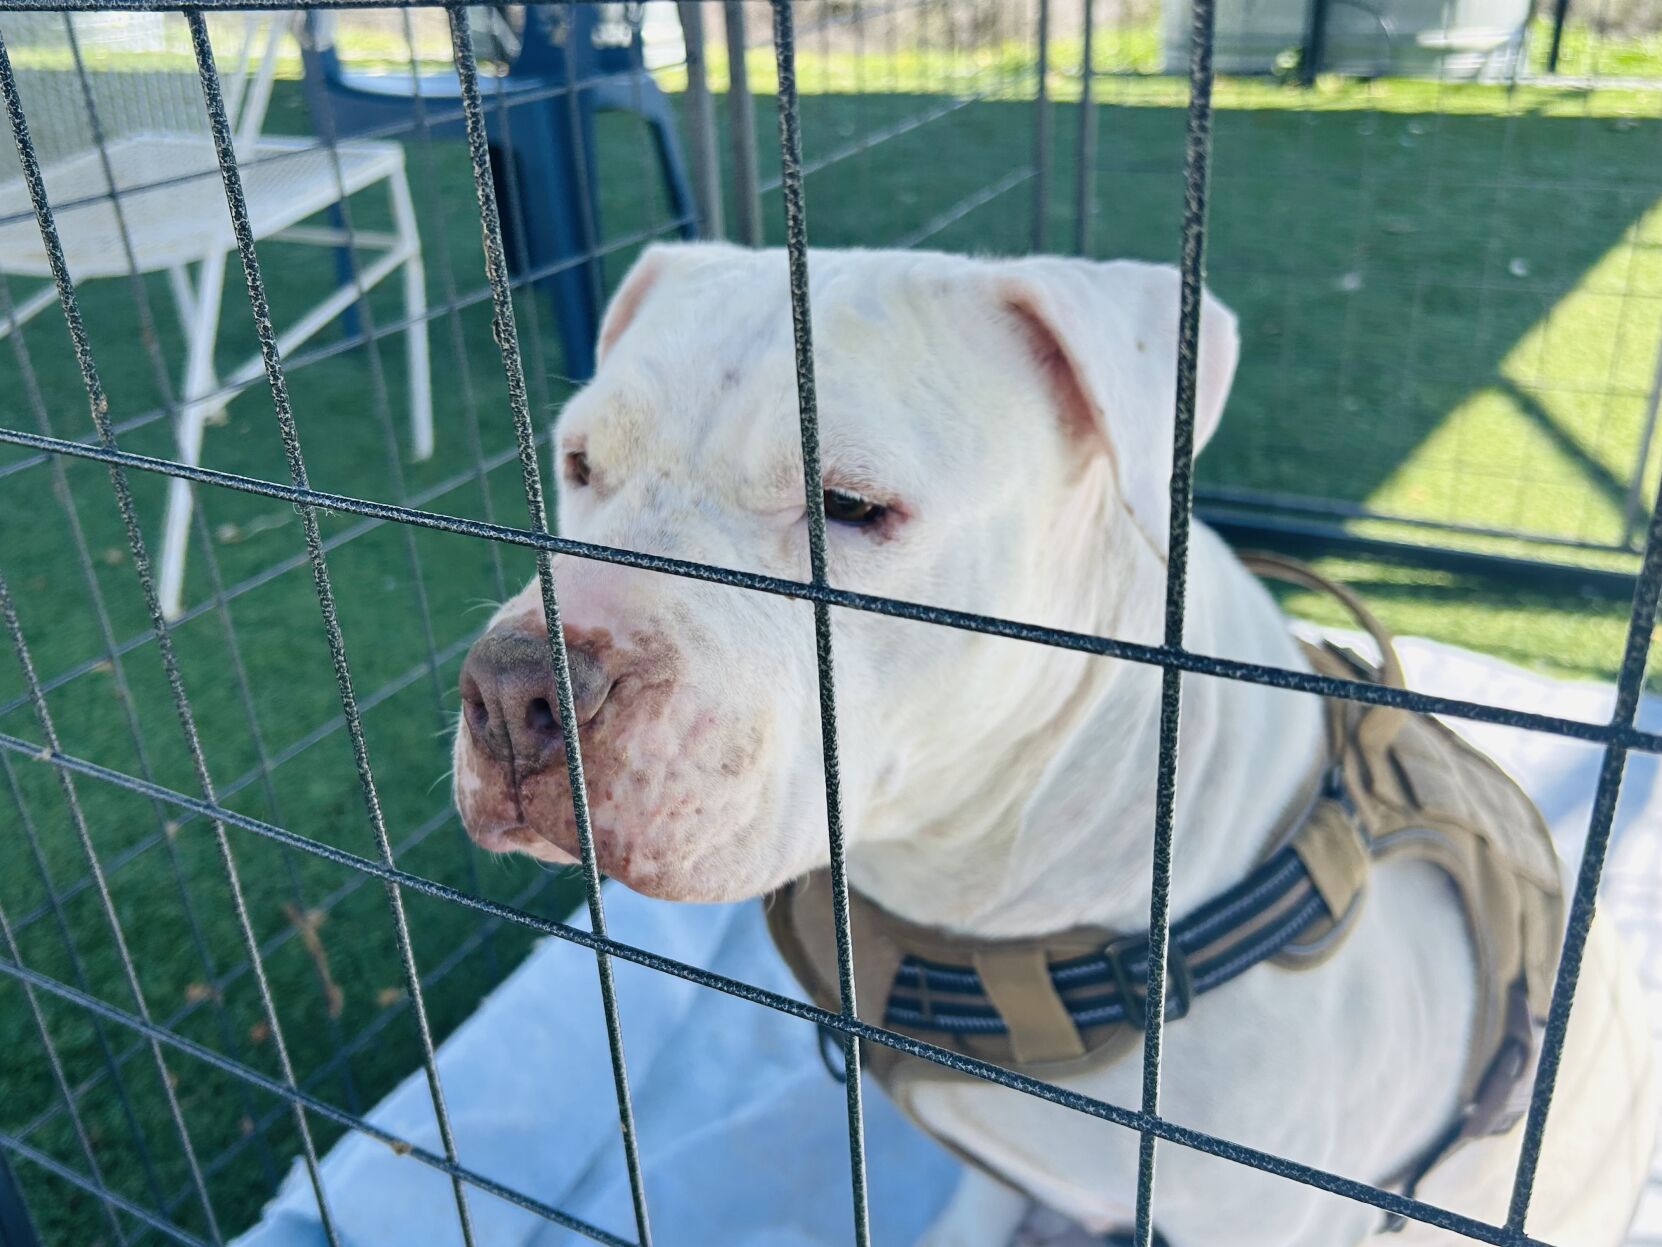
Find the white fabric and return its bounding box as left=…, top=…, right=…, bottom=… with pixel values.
left=234, top=637, right=1662, bottom=1247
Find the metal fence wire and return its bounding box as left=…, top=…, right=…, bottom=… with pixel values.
left=0, top=1, right=1658, bottom=1246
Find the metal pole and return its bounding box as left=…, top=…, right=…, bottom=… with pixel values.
left=1032, top=0, right=1052, bottom=251
left=677, top=1, right=724, bottom=239
left=1547, top=0, right=1572, bottom=72
left=769, top=1, right=871, bottom=1239
left=1623, top=315, right=1662, bottom=549
left=0, top=1151, right=40, bottom=1247
left=1300, top=0, right=1333, bottom=82
left=1132, top=0, right=1221, bottom=1228
left=724, top=0, right=763, bottom=246
left=1074, top=0, right=1097, bottom=254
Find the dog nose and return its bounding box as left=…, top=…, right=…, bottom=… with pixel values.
left=458, top=630, right=614, bottom=774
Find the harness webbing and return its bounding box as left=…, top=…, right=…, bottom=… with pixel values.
left=768, top=552, right=1565, bottom=1227
left=884, top=841, right=1330, bottom=1034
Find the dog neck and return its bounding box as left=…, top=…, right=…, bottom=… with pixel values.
left=846, top=525, right=1327, bottom=940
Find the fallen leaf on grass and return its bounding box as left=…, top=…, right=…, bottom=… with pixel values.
left=284, top=903, right=345, bottom=1018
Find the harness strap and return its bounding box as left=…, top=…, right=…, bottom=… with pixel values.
left=1290, top=797, right=1369, bottom=926
left=874, top=559, right=1390, bottom=1050
left=974, top=947, right=1086, bottom=1063
left=1238, top=550, right=1410, bottom=757
left=769, top=553, right=1563, bottom=1238
left=882, top=840, right=1336, bottom=1048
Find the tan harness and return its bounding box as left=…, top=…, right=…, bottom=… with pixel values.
left=766, top=554, right=1564, bottom=1215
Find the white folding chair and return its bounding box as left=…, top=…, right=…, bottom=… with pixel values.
left=0, top=11, right=433, bottom=618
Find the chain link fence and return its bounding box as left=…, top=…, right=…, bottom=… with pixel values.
left=0, top=1, right=1659, bottom=1244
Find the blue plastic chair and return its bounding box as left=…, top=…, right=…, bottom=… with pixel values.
left=299, top=5, right=696, bottom=380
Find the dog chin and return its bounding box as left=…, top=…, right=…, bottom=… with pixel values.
left=460, top=808, right=769, bottom=903
left=456, top=737, right=799, bottom=900
left=540, top=829, right=772, bottom=904
left=461, top=819, right=576, bottom=863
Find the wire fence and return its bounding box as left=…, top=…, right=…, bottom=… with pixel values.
left=0, top=1, right=1658, bottom=1246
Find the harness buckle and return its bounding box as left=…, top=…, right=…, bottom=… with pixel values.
left=1102, top=935, right=1193, bottom=1032
left=1322, top=758, right=1355, bottom=815
left=1465, top=986, right=1540, bottom=1138
left=816, top=1022, right=850, bottom=1084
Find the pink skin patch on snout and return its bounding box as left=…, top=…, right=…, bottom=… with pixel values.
left=453, top=627, right=774, bottom=900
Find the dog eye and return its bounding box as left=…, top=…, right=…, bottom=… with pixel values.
left=564, top=450, right=590, bottom=487
left=822, top=488, right=886, bottom=526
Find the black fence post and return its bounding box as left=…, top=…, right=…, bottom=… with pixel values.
left=1074, top=0, right=1097, bottom=253
left=1547, top=0, right=1572, bottom=71
left=1626, top=324, right=1662, bottom=549
left=1032, top=0, right=1052, bottom=251
left=1300, top=0, right=1332, bottom=82
left=0, top=1153, right=40, bottom=1247
left=723, top=0, right=763, bottom=247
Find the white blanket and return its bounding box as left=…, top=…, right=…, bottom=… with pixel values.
left=234, top=637, right=1662, bottom=1247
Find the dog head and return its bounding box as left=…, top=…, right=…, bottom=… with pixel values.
left=453, top=244, right=1238, bottom=901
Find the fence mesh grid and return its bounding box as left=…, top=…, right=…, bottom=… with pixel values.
left=0, top=2, right=1658, bottom=1246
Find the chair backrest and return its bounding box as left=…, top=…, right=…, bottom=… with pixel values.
left=306, top=3, right=646, bottom=88
left=0, top=11, right=283, bottom=184
left=512, top=4, right=646, bottom=79
left=303, top=7, right=503, bottom=81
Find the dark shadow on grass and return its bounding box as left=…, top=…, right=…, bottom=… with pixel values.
left=1494, top=373, right=1631, bottom=511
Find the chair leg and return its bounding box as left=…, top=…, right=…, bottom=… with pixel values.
left=326, top=201, right=363, bottom=340
left=158, top=251, right=228, bottom=621
left=587, top=79, right=699, bottom=242
left=165, top=264, right=230, bottom=427
left=389, top=171, right=433, bottom=461
left=511, top=100, right=599, bottom=380
left=640, top=88, right=699, bottom=240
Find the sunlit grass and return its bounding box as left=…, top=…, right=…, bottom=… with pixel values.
left=1367, top=197, right=1662, bottom=549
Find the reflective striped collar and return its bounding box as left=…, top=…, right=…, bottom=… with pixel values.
left=883, top=833, right=1338, bottom=1038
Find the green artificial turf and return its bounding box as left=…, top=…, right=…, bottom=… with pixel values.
left=2, top=36, right=1660, bottom=1245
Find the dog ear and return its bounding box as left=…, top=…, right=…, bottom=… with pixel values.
left=996, top=258, right=1239, bottom=559
left=596, top=245, right=675, bottom=364
left=597, top=242, right=753, bottom=365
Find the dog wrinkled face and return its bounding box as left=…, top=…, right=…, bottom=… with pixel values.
left=452, top=244, right=1237, bottom=901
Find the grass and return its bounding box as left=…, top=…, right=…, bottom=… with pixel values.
left=2, top=33, right=1661, bottom=1245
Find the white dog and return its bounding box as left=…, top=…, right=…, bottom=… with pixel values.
left=453, top=243, right=1656, bottom=1246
